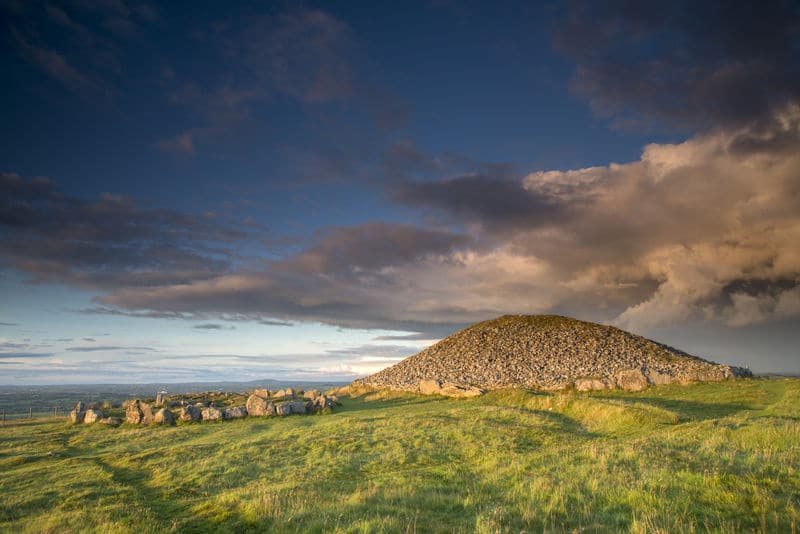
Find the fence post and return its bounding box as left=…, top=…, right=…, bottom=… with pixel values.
left=1, top=408, right=4, bottom=423
left=29, top=407, right=32, bottom=419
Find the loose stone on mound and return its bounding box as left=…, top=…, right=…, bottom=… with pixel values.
left=353, top=314, right=752, bottom=394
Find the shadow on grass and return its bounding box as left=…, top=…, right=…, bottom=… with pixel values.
left=596, top=395, right=752, bottom=421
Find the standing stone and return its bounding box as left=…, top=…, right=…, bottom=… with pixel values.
left=179, top=405, right=201, bottom=422
left=83, top=409, right=104, bottom=424
left=126, top=400, right=155, bottom=424
left=68, top=409, right=85, bottom=424
left=246, top=394, right=275, bottom=416
left=223, top=406, right=247, bottom=419
left=303, top=389, right=321, bottom=400
left=74, top=401, right=86, bottom=412
left=153, top=408, right=175, bottom=425
left=253, top=388, right=269, bottom=398
left=201, top=406, right=222, bottom=421
left=155, top=392, right=163, bottom=406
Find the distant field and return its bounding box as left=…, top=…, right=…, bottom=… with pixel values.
left=1, top=379, right=798, bottom=533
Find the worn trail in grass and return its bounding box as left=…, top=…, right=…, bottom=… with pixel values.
left=0, top=378, right=798, bottom=533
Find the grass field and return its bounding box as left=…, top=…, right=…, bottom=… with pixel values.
left=0, top=378, right=798, bottom=533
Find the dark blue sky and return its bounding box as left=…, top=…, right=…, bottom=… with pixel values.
left=1, top=0, right=799, bottom=383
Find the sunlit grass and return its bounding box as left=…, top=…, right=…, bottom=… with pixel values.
left=0, top=378, right=798, bottom=533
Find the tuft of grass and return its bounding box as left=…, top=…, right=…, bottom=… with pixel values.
left=0, top=378, right=798, bottom=533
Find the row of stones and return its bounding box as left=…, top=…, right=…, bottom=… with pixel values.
left=69, top=390, right=339, bottom=426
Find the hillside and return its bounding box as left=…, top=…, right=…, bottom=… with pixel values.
left=1, top=379, right=798, bottom=532
left=354, top=315, right=751, bottom=393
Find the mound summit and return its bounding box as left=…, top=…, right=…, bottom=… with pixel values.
left=353, top=315, right=751, bottom=395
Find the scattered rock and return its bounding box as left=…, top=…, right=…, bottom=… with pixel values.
left=222, top=406, right=247, bottom=419
left=125, top=400, right=154, bottom=424
left=179, top=405, right=202, bottom=422
left=153, top=408, right=175, bottom=425
left=83, top=409, right=104, bottom=424
left=246, top=394, right=275, bottom=416
left=201, top=406, right=222, bottom=421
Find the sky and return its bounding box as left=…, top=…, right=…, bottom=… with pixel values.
left=1, top=0, right=799, bottom=384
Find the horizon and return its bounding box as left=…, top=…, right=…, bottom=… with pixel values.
left=2, top=1, right=799, bottom=384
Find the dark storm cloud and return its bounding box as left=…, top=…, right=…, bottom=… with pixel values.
left=393, top=172, right=561, bottom=233
left=0, top=173, right=245, bottom=290
left=282, top=222, right=473, bottom=275
left=555, top=0, right=800, bottom=131
left=193, top=323, right=235, bottom=330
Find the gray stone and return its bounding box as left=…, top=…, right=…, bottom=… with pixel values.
left=275, top=403, right=292, bottom=416
left=68, top=409, right=85, bottom=424
left=153, top=408, right=175, bottom=425
left=125, top=400, right=154, bottom=424
left=246, top=394, right=274, bottom=416
left=83, top=409, right=104, bottom=424
left=179, top=405, right=201, bottom=422
left=201, top=406, right=222, bottom=421
left=287, top=401, right=306, bottom=414
left=222, top=406, right=247, bottom=419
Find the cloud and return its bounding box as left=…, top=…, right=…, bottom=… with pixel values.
left=193, top=323, right=235, bottom=330
left=64, top=345, right=159, bottom=352
left=0, top=352, right=54, bottom=359
left=554, top=0, right=800, bottom=131
left=0, top=173, right=248, bottom=290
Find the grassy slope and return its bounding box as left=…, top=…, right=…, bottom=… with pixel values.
left=0, top=379, right=798, bottom=533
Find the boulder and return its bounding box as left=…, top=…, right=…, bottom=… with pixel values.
left=153, top=408, right=175, bottom=425
left=68, top=409, right=85, bottom=424
left=201, top=406, right=222, bottom=421
left=615, top=369, right=648, bottom=391
left=179, top=405, right=201, bottom=422
left=275, top=403, right=292, bottom=416
left=645, top=369, right=673, bottom=386
left=83, top=409, right=104, bottom=424
left=303, top=389, right=321, bottom=400
left=418, top=380, right=442, bottom=395
left=222, top=406, right=247, bottom=419
left=287, top=401, right=306, bottom=414
left=246, top=394, right=275, bottom=416
left=440, top=383, right=485, bottom=398
left=574, top=378, right=610, bottom=391
left=253, top=388, right=269, bottom=398
left=99, top=417, right=122, bottom=427
left=125, top=399, right=154, bottom=424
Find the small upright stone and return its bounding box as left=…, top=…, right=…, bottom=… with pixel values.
left=68, top=409, right=85, bottom=424
left=179, top=405, right=201, bottom=422
left=153, top=408, right=175, bottom=425
left=222, top=406, right=247, bottom=419
left=83, top=409, right=104, bottom=424
left=126, top=399, right=154, bottom=424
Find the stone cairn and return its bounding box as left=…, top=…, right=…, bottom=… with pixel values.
left=68, top=388, right=340, bottom=426
left=353, top=314, right=752, bottom=396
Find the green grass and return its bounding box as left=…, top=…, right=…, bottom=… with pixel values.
left=1, top=379, right=798, bottom=533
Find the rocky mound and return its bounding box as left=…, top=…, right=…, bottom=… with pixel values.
left=353, top=315, right=751, bottom=395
